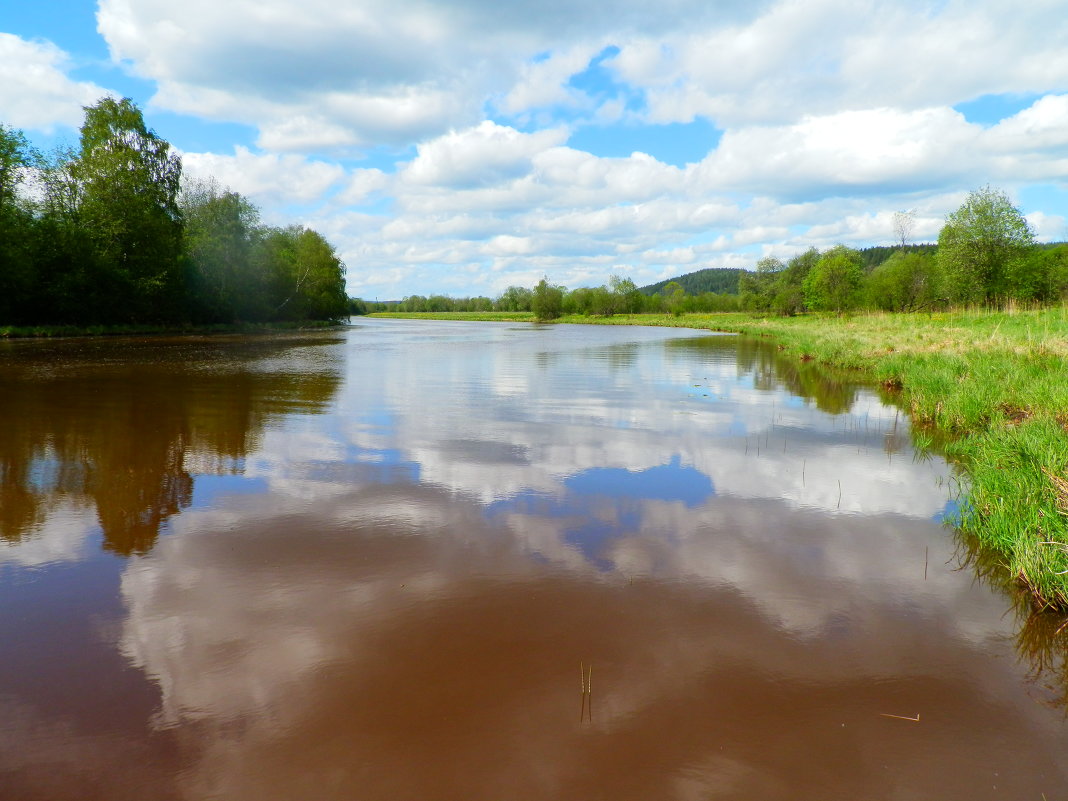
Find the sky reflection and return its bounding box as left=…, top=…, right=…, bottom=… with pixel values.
left=3, top=320, right=1065, bottom=800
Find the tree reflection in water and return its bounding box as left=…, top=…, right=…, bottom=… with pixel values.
left=0, top=335, right=342, bottom=556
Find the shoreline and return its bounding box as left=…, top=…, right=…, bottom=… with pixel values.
left=0, top=319, right=346, bottom=340
left=372, top=308, right=1068, bottom=609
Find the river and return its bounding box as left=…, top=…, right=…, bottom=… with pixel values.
left=0, top=318, right=1065, bottom=799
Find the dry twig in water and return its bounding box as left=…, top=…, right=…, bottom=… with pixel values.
left=879, top=712, right=920, bottom=722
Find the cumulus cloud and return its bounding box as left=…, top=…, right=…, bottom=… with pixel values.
left=96, top=0, right=759, bottom=150
left=181, top=146, right=346, bottom=206
left=67, top=0, right=1068, bottom=296
left=0, top=33, right=110, bottom=131
left=401, top=122, right=569, bottom=188
left=608, top=0, right=1068, bottom=128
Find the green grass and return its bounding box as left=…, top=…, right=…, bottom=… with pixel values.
left=375, top=307, right=1068, bottom=608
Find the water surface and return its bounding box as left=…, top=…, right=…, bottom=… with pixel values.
left=1, top=319, right=1065, bottom=799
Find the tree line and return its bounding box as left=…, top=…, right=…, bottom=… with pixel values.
left=0, top=98, right=347, bottom=327
left=365, top=186, right=1066, bottom=321
left=359, top=275, right=742, bottom=319
left=740, top=187, right=1067, bottom=315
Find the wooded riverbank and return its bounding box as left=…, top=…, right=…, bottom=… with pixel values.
left=371, top=308, right=1068, bottom=609
left=0, top=319, right=344, bottom=339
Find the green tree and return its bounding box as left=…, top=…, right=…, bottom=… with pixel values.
left=532, top=277, right=564, bottom=321
left=31, top=146, right=102, bottom=324
left=936, top=186, right=1036, bottom=305
left=863, top=251, right=941, bottom=312
left=739, top=257, right=780, bottom=313
left=257, top=226, right=348, bottom=321
left=0, top=124, right=37, bottom=324
left=0, top=124, right=32, bottom=219
left=802, top=245, right=863, bottom=313
left=73, top=97, right=185, bottom=322
left=772, top=249, right=819, bottom=316
left=661, top=280, right=685, bottom=316
left=1028, top=245, right=1068, bottom=301
left=181, top=180, right=263, bottom=322
left=608, top=275, right=643, bottom=314
left=496, top=285, right=533, bottom=311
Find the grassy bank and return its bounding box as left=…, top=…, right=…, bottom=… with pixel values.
left=0, top=319, right=345, bottom=339
left=373, top=307, right=1068, bottom=608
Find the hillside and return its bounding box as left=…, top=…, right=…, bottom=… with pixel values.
left=642, top=245, right=940, bottom=296
left=640, top=267, right=744, bottom=296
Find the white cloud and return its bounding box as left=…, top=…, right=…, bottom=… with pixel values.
left=0, top=34, right=111, bottom=131
left=608, top=0, right=1068, bottom=128
left=66, top=1, right=1068, bottom=296
left=402, top=122, right=569, bottom=188
left=181, top=146, right=346, bottom=206
left=499, top=44, right=603, bottom=117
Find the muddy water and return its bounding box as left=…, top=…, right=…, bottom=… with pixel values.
left=1, top=319, right=1065, bottom=800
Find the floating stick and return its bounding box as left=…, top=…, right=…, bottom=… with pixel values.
left=880, top=712, right=920, bottom=722
left=802, top=459, right=806, bottom=487
left=837, top=479, right=842, bottom=509
left=924, top=546, right=929, bottom=581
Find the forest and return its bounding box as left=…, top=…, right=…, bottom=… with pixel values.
left=0, top=99, right=348, bottom=328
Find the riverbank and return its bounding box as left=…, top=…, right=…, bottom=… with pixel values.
left=0, top=319, right=344, bottom=339
left=371, top=308, right=1068, bottom=608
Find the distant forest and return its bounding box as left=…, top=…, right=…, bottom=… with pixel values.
left=640, top=267, right=744, bottom=296
left=0, top=99, right=348, bottom=328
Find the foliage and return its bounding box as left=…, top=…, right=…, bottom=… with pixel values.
left=608, top=275, right=643, bottom=314
left=0, top=125, right=37, bottom=324
left=662, top=281, right=685, bottom=316
left=182, top=179, right=262, bottom=322
left=74, top=97, right=185, bottom=322
left=738, top=257, right=779, bottom=313
left=802, top=245, right=864, bottom=313
left=496, top=286, right=534, bottom=312
left=0, top=101, right=347, bottom=327
left=863, top=251, right=942, bottom=311
left=532, top=277, right=565, bottom=321
left=937, top=186, right=1036, bottom=305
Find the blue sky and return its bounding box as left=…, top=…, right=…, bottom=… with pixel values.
left=2, top=0, right=1067, bottom=299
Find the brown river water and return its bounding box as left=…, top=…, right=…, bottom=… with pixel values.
left=1, top=318, right=1066, bottom=800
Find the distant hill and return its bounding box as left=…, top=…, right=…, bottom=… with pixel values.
left=642, top=246, right=942, bottom=295
left=856, top=243, right=937, bottom=270
left=640, top=267, right=745, bottom=296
